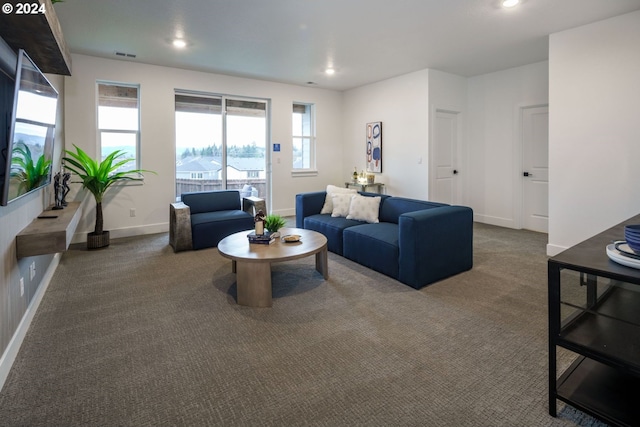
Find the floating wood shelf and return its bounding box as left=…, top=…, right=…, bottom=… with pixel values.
left=16, top=201, right=81, bottom=258
left=0, top=0, right=72, bottom=75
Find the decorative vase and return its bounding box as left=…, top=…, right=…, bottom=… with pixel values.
left=87, top=231, right=110, bottom=249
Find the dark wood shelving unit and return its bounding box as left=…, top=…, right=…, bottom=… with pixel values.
left=549, top=214, right=640, bottom=427
left=0, top=0, right=71, bottom=75
left=556, top=357, right=640, bottom=426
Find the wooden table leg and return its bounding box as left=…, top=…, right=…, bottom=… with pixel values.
left=316, top=247, right=328, bottom=279
left=236, top=262, right=272, bottom=307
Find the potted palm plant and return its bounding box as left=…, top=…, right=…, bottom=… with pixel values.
left=63, top=144, right=154, bottom=249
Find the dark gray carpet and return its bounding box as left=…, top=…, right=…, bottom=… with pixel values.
left=0, top=223, right=607, bottom=426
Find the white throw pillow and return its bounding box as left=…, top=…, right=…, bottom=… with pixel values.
left=320, top=184, right=357, bottom=214
left=331, top=193, right=354, bottom=218
left=347, top=194, right=381, bottom=223
left=240, top=184, right=252, bottom=197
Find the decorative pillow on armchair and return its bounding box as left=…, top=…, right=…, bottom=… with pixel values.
left=331, top=193, right=354, bottom=218
left=346, top=194, right=381, bottom=223
left=240, top=184, right=253, bottom=198
left=321, top=184, right=357, bottom=214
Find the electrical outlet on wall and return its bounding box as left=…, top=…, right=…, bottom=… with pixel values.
left=29, top=262, right=36, bottom=280
left=20, top=277, right=24, bottom=296
left=130, top=208, right=136, bottom=217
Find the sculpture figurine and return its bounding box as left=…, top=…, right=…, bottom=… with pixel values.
left=61, top=172, right=71, bottom=206
left=52, top=171, right=64, bottom=210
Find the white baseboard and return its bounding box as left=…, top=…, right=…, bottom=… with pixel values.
left=0, top=253, right=60, bottom=392
left=474, top=214, right=516, bottom=229
left=108, top=222, right=169, bottom=240
left=273, top=208, right=295, bottom=217
left=71, top=222, right=170, bottom=244
left=546, top=243, right=567, bottom=257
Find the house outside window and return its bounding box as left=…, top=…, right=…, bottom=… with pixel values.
left=292, top=103, right=315, bottom=171
left=97, top=82, right=140, bottom=172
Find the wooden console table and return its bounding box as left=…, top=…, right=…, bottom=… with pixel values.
left=345, top=182, right=385, bottom=194
left=16, top=201, right=81, bottom=258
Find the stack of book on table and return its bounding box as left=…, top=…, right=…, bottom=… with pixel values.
left=247, top=231, right=275, bottom=244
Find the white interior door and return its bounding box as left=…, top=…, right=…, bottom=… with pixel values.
left=432, top=109, right=459, bottom=204
left=522, top=105, right=549, bottom=233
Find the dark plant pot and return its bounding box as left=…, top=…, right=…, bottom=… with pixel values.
left=87, top=231, right=110, bottom=249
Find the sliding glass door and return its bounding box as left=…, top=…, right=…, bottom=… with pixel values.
left=175, top=93, right=269, bottom=204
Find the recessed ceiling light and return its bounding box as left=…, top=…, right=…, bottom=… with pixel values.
left=325, top=68, right=336, bottom=75
left=502, top=0, right=520, bottom=7
left=172, top=39, right=187, bottom=48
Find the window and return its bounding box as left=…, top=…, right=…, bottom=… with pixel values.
left=97, top=82, right=140, bottom=172
left=292, top=103, right=315, bottom=170
left=175, top=92, right=268, bottom=199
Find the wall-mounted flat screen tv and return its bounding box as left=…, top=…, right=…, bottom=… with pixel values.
left=1, top=49, right=58, bottom=206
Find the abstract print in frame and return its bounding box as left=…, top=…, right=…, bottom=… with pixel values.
left=366, top=121, right=382, bottom=173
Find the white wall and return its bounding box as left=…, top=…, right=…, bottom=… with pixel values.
left=466, top=61, right=549, bottom=228
left=64, top=54, right=344, bottom=240
left=342, top=63, right=548, bottom=219
left=548, top=10, right=640, bottom=255
left=342, top=69, right=430, bottom=198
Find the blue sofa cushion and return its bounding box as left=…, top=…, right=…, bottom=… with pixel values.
left=191, top=210, right=252, bottom=227
left=343, top=223, right=400, bottom=279
left=190, top=210, right=254, bottom=250
left=304, top=214, right=364, bottom=255
left=379, top=197, right=448, bottom=224
left=182, top=190, right=242, bottom=215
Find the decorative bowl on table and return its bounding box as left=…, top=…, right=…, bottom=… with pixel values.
left=624, top=225, right=640, bottom=252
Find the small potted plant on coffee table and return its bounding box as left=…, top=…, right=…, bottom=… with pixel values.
left=264, top=214, right=286, bottom=238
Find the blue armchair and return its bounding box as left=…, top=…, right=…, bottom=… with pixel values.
left=169, top=190, right=254, bottom=251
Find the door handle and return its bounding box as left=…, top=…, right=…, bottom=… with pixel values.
left=523, top=172, right=532, bottom=177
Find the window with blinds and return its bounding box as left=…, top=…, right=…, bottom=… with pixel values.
left=97, top=82, right=140, bottom=171
left=292, top=103, right=315, bottom=170
left=174, top=94, right=221, bottom=114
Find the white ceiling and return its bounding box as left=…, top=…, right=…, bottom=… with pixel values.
left=54, top=0, right=640, bottom=91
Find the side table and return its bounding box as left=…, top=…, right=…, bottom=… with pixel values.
left=243, top=196, right=266, bottom=216
left=169, top=202, right=193, bottom=252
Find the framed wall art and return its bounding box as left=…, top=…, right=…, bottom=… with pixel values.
left=366, top=121, right=382, bottom=173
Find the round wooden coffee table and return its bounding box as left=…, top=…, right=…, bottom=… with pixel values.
left=217, top=227, right=328, bottom=307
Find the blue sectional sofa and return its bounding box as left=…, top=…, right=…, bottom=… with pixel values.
left=180, top=190, right=254, bottom=250
left=296, top=191, right=473, bottom=289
